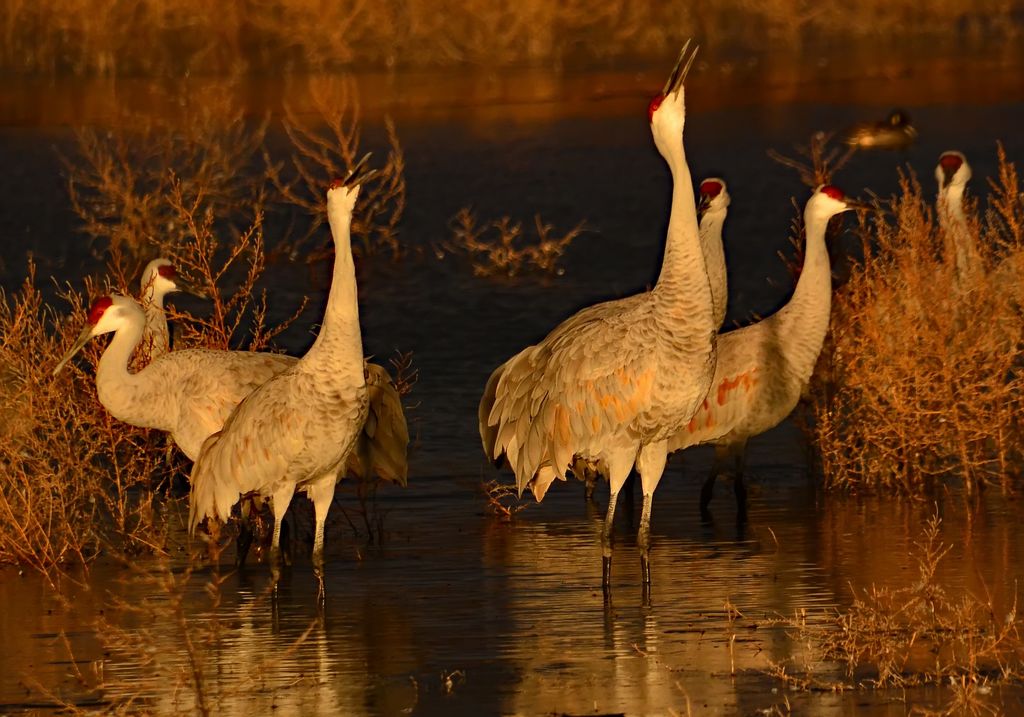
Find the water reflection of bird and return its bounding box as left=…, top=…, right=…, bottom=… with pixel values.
left=935, top=151, right=979, bottom=285
left=575, top=177, right=732, bottom=503
left=189, top=162, right=376, bottom=587
left=843, top=109, right=917, bottom=150
left=667, top=186, right=868, bottom=517
left=482, top=42, right=716, bottom=591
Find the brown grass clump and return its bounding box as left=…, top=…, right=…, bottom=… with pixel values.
left=0, top=264, right=172, bottom=578
left=482, top=480, right=531, bottom=521
left=807, top=148, right=1024, bottom=494
left=768, top=513, right=1023, bottom=715
left=441, top=208, right=586, bottom=278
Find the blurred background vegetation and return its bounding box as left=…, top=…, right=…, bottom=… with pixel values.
left=0, top=0, right=1020, bottom=77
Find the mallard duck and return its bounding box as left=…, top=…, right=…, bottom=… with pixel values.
left=843, top=109, right=917, bottom=150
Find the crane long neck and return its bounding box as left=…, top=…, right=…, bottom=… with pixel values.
left=699, top=209, right=728, bottom=328
left=305, top=199, right=364, bottom=379
left=939, top=185, right=968, bottom=233
left=142, top=292, right=170, bottom=357
left=652, top=129, right=713, bottom=327
left=94, top=313, right=172, bottom=431
left=775, top=207, right=833, bottom=372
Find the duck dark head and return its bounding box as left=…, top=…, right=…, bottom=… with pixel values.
left=888, top=109, right=911, bottom=127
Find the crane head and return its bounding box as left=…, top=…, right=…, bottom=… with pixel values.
left=327, top=153, right=380, bottom=219
left=140, top=258, right=207, bottom=304
left=698, top=178, right=730, bottom=219
left=936, top=151, right=970, bottom=190
left=53, top=295, right=142, bottom=376
left=808, top=184, right=871, bottom=221
left=648, top=40, right=698, bottom=124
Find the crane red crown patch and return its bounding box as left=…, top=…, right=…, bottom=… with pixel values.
left=940, top=153, right=963, bottom=171
left=821, top=185, right=845, bottom=201
left=157, top=264, right=176, bottom=279
left=700, top=180, right=723, bottom=197
left=88, top=296, right=114, bottom=324
left=328, top=177, right=346, bottom=190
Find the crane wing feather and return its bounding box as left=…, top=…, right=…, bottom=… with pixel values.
left=489, top=295, right=655, bottom=495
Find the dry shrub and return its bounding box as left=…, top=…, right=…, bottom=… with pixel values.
left=441, top=208, right=586, bottom=278
left=769, top=513, right=1022, bottom=715
left=66, top=82, right=266, bottom=267
left=808, top=148, right=1024, bottom=494
left=264, top=76, right=406, bottom=261
left=0, top=264, right=171, bottom=577
left=1, top=76, right=410, bottom=576
left=482, top=479, right=530, bottom=521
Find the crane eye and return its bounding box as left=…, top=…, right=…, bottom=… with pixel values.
left=647, top=95, right=665, bottom=122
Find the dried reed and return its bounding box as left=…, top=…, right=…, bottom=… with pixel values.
left=767, top=513, right=1023, bottom=715
left=441, top=208, right=585, bottom=278
left=807, top=148, right=1024, bottom=494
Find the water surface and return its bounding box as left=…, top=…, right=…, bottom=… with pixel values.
left=1, top=61, right=1023, bottom=715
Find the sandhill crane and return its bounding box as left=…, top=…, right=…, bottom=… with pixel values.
left=666, top=185, right=868, bottom=517
left=138, top=256, right=409, bottom=487
left=936, top=151, right=979, bottom=285
left=482, top=42, right=715, bottom=591
left=565, top=177, right=732, bottom=503
left=698, top=178, right=731, bottom=329
left=54, top=294, right=290, bottom=462
left=843, top=109, right=917, bottom=151
left=55, top=270, right=407, bottom=568
left=188, top=161, right=376, bottom=585
left=138, top=257, right=194, bottom=361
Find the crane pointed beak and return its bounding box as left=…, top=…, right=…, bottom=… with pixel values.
left=698, top=193, right=712, bottom=219
left=664, top=41, right=699, bottom=98
left=939, top=166, right=954, bottom=189
left=844, top=198, right=873, bottom=212
left=174, top=277, right=210, bottom=300
left=661, top=39, right=691, bottom=96
left=52, top=325, right=94, bottom=376
left=344, top=153, right=379, bottom=188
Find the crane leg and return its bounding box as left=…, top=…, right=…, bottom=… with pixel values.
left=270, top=483, right=297, bottom=582
left=602, top=451, right=636, bottom=593
left=700, top=443, right=729, bottom=518
left=584, top=471, right=597, bottom=503
left=308, top=474, right=339, bottom=582
left=733, top=443, right=748, bottom=523
left=602, top=489, right=619, bottom=592
left=235, top=498, right=254, bottom=568
left=636, top=441, right=667, bottom=589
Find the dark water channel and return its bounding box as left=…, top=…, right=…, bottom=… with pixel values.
left=1, top=61, right=1024, bottom=715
